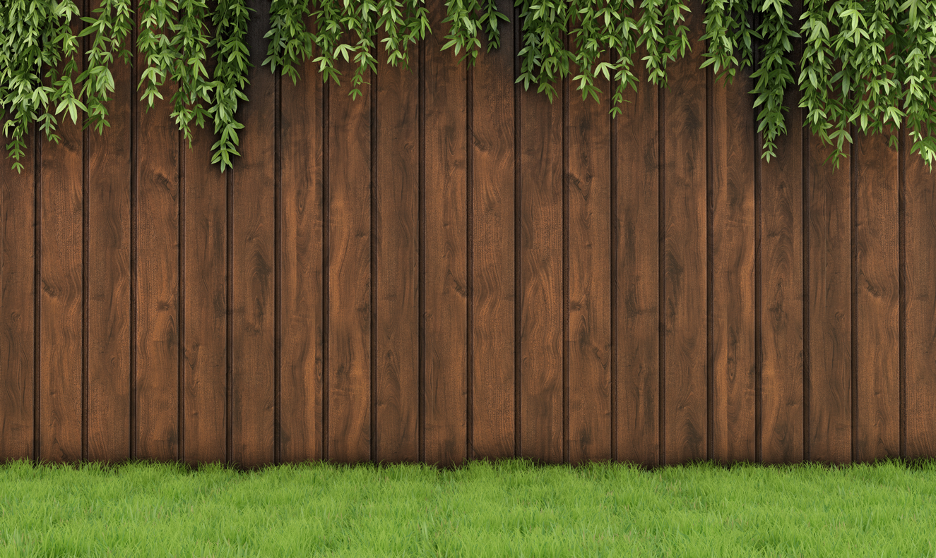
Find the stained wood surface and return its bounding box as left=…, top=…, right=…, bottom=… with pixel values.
left=135, top=9, right=181, bottom=462
left=469, top=0, right=516, bottom=461
left=229, top=0, right=276, bottom=470
left=2, top=4, right=934, bottom=470
left=327, top=41, right=372, bottom=465
left=279, top=15, right=324, bottom=465
left=566, top=53, right=612, bottom=466
left=423, top=0, right=468, bottom=468
left=0, top=121, right=35, bottom=462
left=615, top=46, right=660, bottom=469
left=375, top=29, right=420, bottom=464
left=662, top=0, right=707, bottom=465
left=710, top=58, right=756, bottom=466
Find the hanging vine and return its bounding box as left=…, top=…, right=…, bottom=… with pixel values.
left=5, top=0, right=936, bottom=172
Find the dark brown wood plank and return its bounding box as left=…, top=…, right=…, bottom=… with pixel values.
left=905, top=126, right=936, bottom=460
left=662, top=0, right=707, bottom=465
left=0, top=121, right=35, bottom=463
left=135, top=27, right=181, bottom=462
left=86, top=0, right=132, bottom=463
left=710, top=62, right=756, bottom=466
left=519, top=45, right=563, bottom=466
left=853, top=129, right=900, bottom=462
left=40, top=17, right=84, bottom=463
left=183, top=127, right=228, bottom=466
left=424, top=0, right=468, bottom=467
left=470, top=0, right=515, bottom=461
left=807, top=135, right=850, bottom=465
left=375, top=31, right=419, bottom=464
left=566, top=54, right=611, bottom=466
left=759, top=0, right=805, bottom=467
left=229, top=0, right=276, bottom=469
left=615, top=45, right=660, bottom=468
left=327, top=43, right=372, bottom=466
left=279, top=16, right=324, bottom=466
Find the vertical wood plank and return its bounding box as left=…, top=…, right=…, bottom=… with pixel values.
left=853, top=129, right=900, bottom=462
left=615, top=45, right=660, bottom=468
left=470, top=0, right=516, bottom=461
left=566, top=54, right=611, bottom=466
left=662, top=0, right=707, bottom=465
left=39, top=30, right=84, bottom=464
left=328, top=41, right=372, bottom=466
left=424, top=0, right=468, bottom=467
left=710, top=63, right=756, bottom=466
left=135, top=19, right=181, bottom=462
left=280, top=16, right=324, bottom=466
left=230, top=0, right=276, bottom=469
left=183, top=130, right=228, bottom=466
left=518, top=48, right=563, bottom=466
left=0, top=122, right=35, bottom=463
left=905, top=126, right=936, bottom=460
left=807, top=137, right=851, bottom=465
left=86, top=0, right=132, bottom=462
left=375, top=31, right=419, bottom=464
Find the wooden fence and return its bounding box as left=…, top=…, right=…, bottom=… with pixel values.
left=2, top=0, right=936, bottom=471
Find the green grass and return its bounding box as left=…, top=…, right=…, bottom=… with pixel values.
left=1, top=455, right=936, bottom=557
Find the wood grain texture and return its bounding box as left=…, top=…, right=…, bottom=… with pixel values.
left=423, top=0, right=468, bottom=467
left=183, top=121, right=228, bottom=467
left=566, top=54, right=611, bottom=466
left=39, top=18, right=84, bottom=463
left=758, top=62, right=805, bottom=465
left=0, top=121, right=35, bottom=463
left=328, top=47, right=372, bottom=465
left=86, top=0, right=131, bottom=463
left=905, top=126, right=936, bottom=460
left=375, top=31, right=419, bottom=464
left=135, top=33, right=181, bottom=462
left=615, top=46, right=660, bottom=468
left=470, top=0, right=516, bottom=461
left=519, top=46, right=563, bottom=466
left=807, top=135, right=851, bottom=465
left=853, top=129, right=899, bottom=462
left=662, top=0, right=707, bottom=465
left=279, top=16, right=324, bottom=466
left=229, top=0, right=276, bottom=470
left=710, top=62, right=756, bottom=466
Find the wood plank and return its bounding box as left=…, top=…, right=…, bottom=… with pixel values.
left=0, top=121, right=35, bottom=463
left=424, top=0, right=468, bottom=467
left=518, top=39, right=563, bottom=466
left=853, top=129, right=900, bottom=462
left=807, top=134, right=851, bottom=465
left=327, top=40, right=372, bottom=465
left=183, top=128, right=228, bottom=466
left=279, top=15, right=324, bottom=466
left=566, top=53, right=612, bottom=466
left=375, top=30, right=419, bottom=464
left=135, top=19, right=181, bottom=462
left=470, top=0, right=515, bottom=461
left=39, top=16, right=84, bottom=463
left=85, top=0, right=132, bottom=463
left=614, top=45, right=660, bottom=468
left=710, top=59, right=756, bottom=466
left=905, top=125, right=936, bottom=460
left=229, top=0, right=276, bottom=470
left=759, top=0, right=805, bottom=467
left=662, top=0, right=707, bottom=465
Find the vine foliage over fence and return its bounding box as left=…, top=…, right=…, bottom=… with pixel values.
left=1, top=0, right=934, bottom=173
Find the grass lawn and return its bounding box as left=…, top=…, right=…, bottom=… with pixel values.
left=0, top=455, right=934, bottom=557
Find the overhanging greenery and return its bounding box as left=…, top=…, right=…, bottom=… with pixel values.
left=0, top=0, right=933, bottom=173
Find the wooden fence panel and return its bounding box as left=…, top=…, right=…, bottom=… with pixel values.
left=2, top=4, right=935, bottom=470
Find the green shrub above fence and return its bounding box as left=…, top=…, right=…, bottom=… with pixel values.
left=2, top=0, right=934, bottom=173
